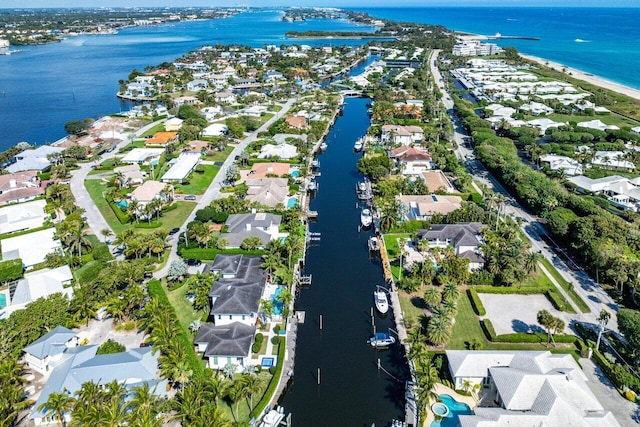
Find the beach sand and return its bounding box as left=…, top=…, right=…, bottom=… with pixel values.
left=455, top=32, right=640, bottom=102
left=520, top=54, right=640, bottom=102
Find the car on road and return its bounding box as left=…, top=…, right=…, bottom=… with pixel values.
left=184, top=195, right=196, bottom=200
left=169, top=227, right=180, bottom=235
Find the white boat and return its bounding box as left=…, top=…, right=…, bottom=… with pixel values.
left=368, top=332, right=395, bottom=348
left=374, top=289, right=389, bottom=314
left=260, top=406, right=286, bottom=427
left=354, top=140, right=363, bottom=151
left=368, top=236, right=381, bottom=252
left=307, top=181, right=317, bottom=192
left=360, top=208, right=372, bottom=228
left=320, top=142, right=328, bottom=150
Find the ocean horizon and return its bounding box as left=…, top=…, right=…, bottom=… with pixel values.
left=0, top=6, right=638, bottom=151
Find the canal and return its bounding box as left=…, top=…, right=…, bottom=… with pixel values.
left=280, top=97, right=410, bottom=426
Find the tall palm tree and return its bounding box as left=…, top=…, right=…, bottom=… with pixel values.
left=426, top=315, right=452, bottom=347
left=227, top=379, right=249, bottom=421
left=241, top=374, right=263, bottom=411
left=524, top=251, right=542, bottom=274
left=441, top=282, right=460, bottom=303
left=38, top=390, right=74, bottom=427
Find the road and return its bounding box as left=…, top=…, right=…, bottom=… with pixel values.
left=430, top=49, right=620, bottom=333
left=153, top=98, right=297, bottom=278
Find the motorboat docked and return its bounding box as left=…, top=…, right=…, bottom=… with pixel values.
left=368, top=236, right=381, bottom=252
left=311, top=159, right=320, bottom=169
left=320, top=142, right=328, bottom=150
left=374, top=288, right=389, bottom=314
left=356, top=178, right=373, bottom=201
left=354, top=135, right=365, bottom=151
left=260, top=406, right=286, bottom=427
left=307, top=180, right=318, bottom=192
left=360, top=208, right=373, bottom=228
left=368, top=332, right=395, bottom=348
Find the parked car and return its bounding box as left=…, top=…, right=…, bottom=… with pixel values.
left=169, top=227, right=180, bottom=235
left=184, top=195, right=196, bottom=201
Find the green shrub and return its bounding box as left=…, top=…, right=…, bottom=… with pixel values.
left=480, top=319, right=496, bottom=341
left=91, top=243, right=113, bottom=262
left=179, top=247, right=265, bottom=260
left=0, top=258, right=24, bottom=283
left=163, top=203, right=178, bottom=213
left=168, top=280, right=186, bottom=291
left=467, top=288, right=486, bottom=316
left=107, top=200, right=131, bottom=224
left=252, top=333, right=264, bottom=353
left=271, top=335, right=281, bottom=345
left=473, top=285, right=546, bottom=295
left=97, top=339, right=125, bottom=355
left=251, top=337, right=286, bottom=418
left=38, top=172, right=51, bottom=180
left=134, top=221, right=162, bottom=229
left=273, top=325, right=281, bottom=335
left=80, top=254, right=94, bottom=265
left=492, top=332, right=576, bottom=344
left=545, top=289, right=573, bottom=312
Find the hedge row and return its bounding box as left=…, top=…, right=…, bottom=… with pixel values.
left=147, top=279, right=205, bottom=377
left=107, top=199, right=131, bottom=224
left=0, top=258, right=23, bottom=283
left=179, top=247, right=266, bottom=260
left=473, top=285, right=547, bottom=295
left=546, top=289, right=575, bottom=313
left=467, top=288, right=486, bottom=316
left=480, top=318, right=576, bottom=344
left=250, top=336, right=286, bottom=419
left=252, top=333, right=264, bottom=354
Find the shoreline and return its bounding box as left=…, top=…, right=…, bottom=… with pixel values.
left=455, top=32, right=640, bottom=102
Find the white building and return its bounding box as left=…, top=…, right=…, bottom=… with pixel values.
left=161, top=153, right=201, bottom=183
left=0, top=199, right=48, bottom=234
left=539, top=154, right=583, bottom=176
left=1, top=227, right=61, bottom=269
left=447, top=350, right=620, bottom=427
left=202, top=123, right=228, bottom=137
left=592, top=151, right=635, bottom=170
left=120, top=148, right=165, bottom=164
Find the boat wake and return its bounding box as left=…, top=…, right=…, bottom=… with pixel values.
left=574, top=38, right=590, bottom=43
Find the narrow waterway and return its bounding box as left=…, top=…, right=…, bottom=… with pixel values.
left=280, top=97, right=410, bottom=426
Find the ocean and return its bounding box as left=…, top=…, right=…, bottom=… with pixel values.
left=0, top=7, right=638, bottom=152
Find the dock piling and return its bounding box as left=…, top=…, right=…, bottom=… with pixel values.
left=319, top=314, right=323, bottom=330
left=317, top=368, right=321, bottom=385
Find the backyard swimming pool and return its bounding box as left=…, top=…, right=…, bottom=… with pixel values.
left=0, top=293, right=6, bottom=309
left=430, top=394, right=473, bottom=427
left=286, top=197, right=298, bottom=209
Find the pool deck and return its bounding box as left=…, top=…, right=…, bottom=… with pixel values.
left=424, top=383, right=477, bottom=426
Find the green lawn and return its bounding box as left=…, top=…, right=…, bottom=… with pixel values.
left=398, top=290, right=425, bottom=330
left=540, top=258, right=591, bottom=313
left=533, top=113, right=638, bottom=129
left=166, top=281, right=205, bottom=332
left=84, top=179, right=196, bottom=235
left=447, top=292, right=572, bottom=351
left=203, top=146, right=235, bottom=163
left=140, top=123, right=165, bottom=137
left=382, top=233, right=410, bottom=259
left=173, top=165, right=220, bottom=195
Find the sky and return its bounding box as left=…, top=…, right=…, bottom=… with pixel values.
left=1, top=0, right=636, bottom=8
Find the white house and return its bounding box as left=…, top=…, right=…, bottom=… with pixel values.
left=202, top=123, right=228, bottom=137
left=577, top=119, right=619, bottom=132
left=417, top=222, right=485, bottom=270
left=130, top=180, right=172, bottom=205
left=258, top=143, right=298, bottom=160
left=219, top=213, right=285, bottom=248
left=0, top=199, right=48, bottom=234
left=194, top=322, right=257, bottom=372
left=161, top=153, right=201, bottom=183
left=396, top=195, right=463, bottom=220
left=6, top=146, right=65, bottom=173
left=520, top=101, right=554, bottom=115
left=23, top=326, right=79, bottom=375
left=1, top=265, right=73, bottom=319
left=592, top=151, right=635, bottom=170
left=381, top=125, right=424, bottom=145
left=446, top=350, right=620, bottom=427
left=1, top=227, right=61, bottom=269
left=164, top=117, right=184, bottom=132
left=526, top=118, right=564, bottom=136
left=186, top=79, right=209, bottom=92
left=120, top=148, right=164, bottom=165
left=539, top=154, right=583, bottom=176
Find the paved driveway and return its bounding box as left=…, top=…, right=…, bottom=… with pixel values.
left=479, top=293, right=573, bottom=335
left=580, top=357, right=640, bottom=427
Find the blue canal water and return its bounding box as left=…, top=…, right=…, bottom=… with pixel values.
left=1, top=8, right=638, bottom=152
left=279, top=96, right=409, bottom=425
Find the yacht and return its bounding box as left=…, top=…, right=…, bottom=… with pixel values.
left=360, top=208, right=373, bottom=228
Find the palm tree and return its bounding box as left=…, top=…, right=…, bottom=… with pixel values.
left=537, top=309, right=565, bottom=347
left=441, top=282, right=460, bottom=303
left=275, top=287, right=293, bottom=319
left=524, top=251, right=542, bottom=274
left=595, top=309, right=611, bottom=351
left=100, top=228, right=113, bottom=244
left=241, top=374, right=264, bottom=410
left=38, top=390, right=74, bottom=427
left=227, top=379, right=249, bottom=421
left=126, top=383, right=165, bottom=426
left=423, top=286, right=441, bottom=309
left=426, top=315, right=452, bottom=347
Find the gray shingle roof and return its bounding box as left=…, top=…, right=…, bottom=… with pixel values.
left=194, top=322, right=255, bottom=357
left=417, top=222, right=483, bottom=248
left=207, top=255, right=266, bottom=316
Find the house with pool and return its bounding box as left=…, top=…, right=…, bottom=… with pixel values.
left=196, top=254, right=281, bottom=372
left=445, top=350, right=620, bottom=426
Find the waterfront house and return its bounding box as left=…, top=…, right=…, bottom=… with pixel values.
left=28, top=343, right=165, bottom=426
left=173, top=96, right=200, bottom=107
left=446, top=350, right=619, bottom=427
left=396, top=195, right=463, bottom=221
left=219, top=212, right=284, bottom=248
left=194, top=322, right=256, bottom=372
left=245, top=178, right=289, bottom=208
left=417, top=222, right=485, bottom=270
left=161, top=153, right=201, bottom=183
left=1, top=227, right=61, bottom=269
left=390, top=146, right=433, bottom=176
left=246, top=162, right=292, bottom=179
left=381, top=125, right=424, bottom=145
left=6, top=146, right=65, bottom=174
left=0, top=199, right=47, bottom=235
left=203, top=254, right=267, bottom=326
left=1, top=265, right=73, bottom=319
left=285, top=115, right=308, bottom=130
left=0, top=171, right=43, bottom=205
left=23, top=326, right=79, bottom=375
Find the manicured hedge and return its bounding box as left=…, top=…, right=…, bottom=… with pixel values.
left=546, top=289, right=575, bottom=313
left=179, top=247, right=265, bottom=260
left=250, top=336, right=286, bottom=419
left=107, top=199, right=131, bottom=224
left=134, top=221, right=163, bottom=229
left=480, top=319, right=496, bottom=341
left=467, top=288, right=486, bottom=316
left=0, top=258, right=24, bottom=283
left=474, top=285, right=547, bottom=295
left=252, top=333, right=264, bottom=354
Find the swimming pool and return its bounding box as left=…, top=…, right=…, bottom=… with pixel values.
left=291, top=169, right=300, bottom=178
left=117, top=199, right=128, bottom=208
left=286, top=197, right=298, bottom=209
left=0, top=293, right=6, bottom=309
left=272, top=286, right=284, bottom=315
left=430, top=394, right=473, bottom=427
